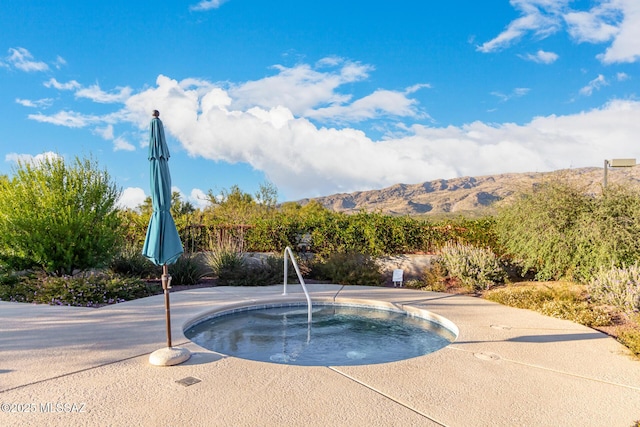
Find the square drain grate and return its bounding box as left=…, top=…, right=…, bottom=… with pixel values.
left=176, top=376, right=202, bottom=387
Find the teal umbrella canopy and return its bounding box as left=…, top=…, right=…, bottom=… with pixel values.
left=142, top=113, right=184, bottom=266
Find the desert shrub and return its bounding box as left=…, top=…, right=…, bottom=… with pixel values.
left=438, top=242, right=505, bottom=291
left=204, top=242, right=287, bottom=286
left=537, top=300, right=612, bottom=327
left=496, top=180, right=640, bottom=281
left=618, top=329, right=640, bottom=358
left=0, top=272, right=158, bottom=307
left=0, top=155, right=123, bottom=276
left=485, top=284, right=612, bottom=327
left=571, top=185, right=640, bottom=279
left=167, top=253, right=209, bottom=286
left=485, top=285, right=555, bottom=309
left=310, top=252, right=383, bottom=287
left=495, top=180, right=592, bottom=281
left=109, top=245, right=160, bottom=278
left=204, top=243, right=246, bottom=285
left=588, top=264, right=640, bottom=313
left=243, top=255, right=288, bottom=286
left=415, top=258, right=449, bottom=292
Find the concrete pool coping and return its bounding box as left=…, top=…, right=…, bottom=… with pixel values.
left=1, top=284, right=639, bottom=426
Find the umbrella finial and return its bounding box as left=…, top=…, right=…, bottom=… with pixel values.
left=152, top=110, right=160, bottom=117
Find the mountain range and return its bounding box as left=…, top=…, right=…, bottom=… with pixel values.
left=296, top=167, right=640, bottom=217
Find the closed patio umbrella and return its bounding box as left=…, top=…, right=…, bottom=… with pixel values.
left=142, top=110, right=189, bottom=366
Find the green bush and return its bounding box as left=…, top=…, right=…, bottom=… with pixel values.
left=167, top=253, right=209, bottom=286
left=204, top=243, right=287, bottom=286
left=588, top=264, right=640, bottom=313
left=204, top=244, right=246, bottom=285
left=496, top=180, right=640, bottom=281
left=414, top=259, right=449, bottom=292
left=0, top=155, right=123, bottom=276
left=0, top=272, right=159, bottom=307
left=310, top=252, right=383, bottom=287
left=109, top=245, right=160, bottom=278
left=495, top=180, right=591, bottom=281
left=438, top=242, right=505, bottom=291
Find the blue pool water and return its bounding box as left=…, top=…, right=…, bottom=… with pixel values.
left=184, top=304, right=456, bottom=366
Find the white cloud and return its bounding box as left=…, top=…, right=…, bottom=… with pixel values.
left=477, top=0, right=567, bottom=53
left=44, top=78, right=81, bottom=90
left=190, top=0, right=229, bottom=12
left=5, top=151, right=61, bottom=166
left=491, top=87, right=530, bottom=102
left=23, top=61, right=640, bottom=200
left=95, top=124, right=114, bottom=140
left=113, top=136, right=135, bottom=152
left=480, top=0, right=640, bottom=64
left=189, top=188, right=210, bottom=209
left=228, top=59, right=373, bottom=116
left=564, top=6, right=620, bottom=43
left=117, top=187, right=147, bottom=210
left=579, top=74, right=608, bottom=96
left=54, top=56, right=67, bottom=69
left=119, top=73, right=640, bottom=199
left=598, top=0, right=640, bottom=63
left=15, top=98, right=53, bottom=108
left=28, top=110, right=102, bottom=128
left=5, top=47, right=49, bottom=72
left=521, top=49, right=559, bottom=63
left=617, top=72, right=629, bottom=81
left=306, top=89, right=424, bottom=123
left=75, top=84, right=132, bottom=103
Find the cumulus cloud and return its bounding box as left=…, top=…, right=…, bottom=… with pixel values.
left=5, top=151, right=61, bottom=166
left=598, top=0, right=640, bottom=63
left=521, top=49, right=559, bottom=64
left=120, top=74, right=640, bottom=199
left=228, top=60, right=373, bottom=116
left=480, top=0, right=640, bottom=64
left=23, top=59, right=640, bottom=200
left=564, top=5, right=620, bottom=43
left=118, top=187, right=147, bottom=210
left=5, top=47, right=49, bottom=72
left=306, top=89, right=425, bottom=123
left=113, top=137, right=135, bottom=152
left=188, top=188, right=210, bottom=209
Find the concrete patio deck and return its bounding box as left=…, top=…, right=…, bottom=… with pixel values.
left=1, top=284, right=639, bottom=426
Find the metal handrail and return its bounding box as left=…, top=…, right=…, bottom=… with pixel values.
left=282, top=246, right=312, bottom=323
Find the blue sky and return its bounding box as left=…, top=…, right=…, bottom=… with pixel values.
left=1, top=0, right=639, bottom=209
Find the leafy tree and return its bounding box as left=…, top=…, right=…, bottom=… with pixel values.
left=496, top=179, right=640, bottom=281
left=495, top=180, right=592, bottom=280
left=0, top=155, right=122, bottom=276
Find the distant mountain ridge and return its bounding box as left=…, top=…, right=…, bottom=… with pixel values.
left=296, top=167, right=640, bottom=216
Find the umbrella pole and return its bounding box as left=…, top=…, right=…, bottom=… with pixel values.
left=162, top=264, right=172, bottom=348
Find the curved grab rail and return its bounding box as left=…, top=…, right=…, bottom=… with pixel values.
left=282, top=246, right=312, bottom=323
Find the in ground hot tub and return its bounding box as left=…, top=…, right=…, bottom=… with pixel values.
left=184, top=301, right=457, bottom=366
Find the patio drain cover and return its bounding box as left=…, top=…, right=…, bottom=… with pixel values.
left=176, top=376, right=201, bottom=387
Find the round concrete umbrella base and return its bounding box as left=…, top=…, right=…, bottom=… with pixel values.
left=149, top=347, right=191, bottom=366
